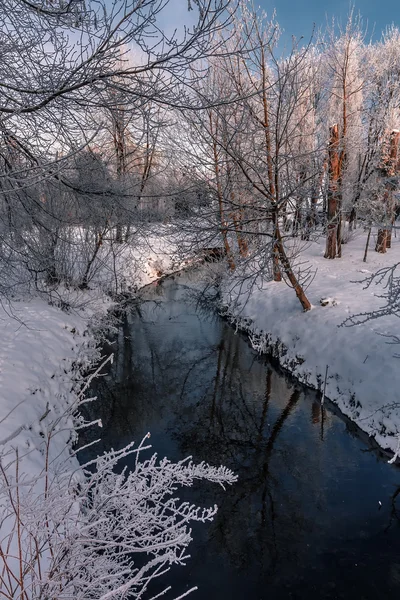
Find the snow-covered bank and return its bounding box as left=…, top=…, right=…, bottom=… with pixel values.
left=0, top=232, right=181, bottom=481
left=0, top=293, right=113, bottom=476
left=221, top=230, right=400, bottom=455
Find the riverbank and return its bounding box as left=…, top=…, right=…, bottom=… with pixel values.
left=0, top=247, right=238, bottom=599
left=220, top=229, right=400, bottom=455
left=0, top=231, right=182, bottom=479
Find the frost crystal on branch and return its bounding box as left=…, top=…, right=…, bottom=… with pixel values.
left=0, top=434, right=237, bottom=599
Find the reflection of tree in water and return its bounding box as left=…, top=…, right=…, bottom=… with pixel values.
left=82, top=280, right=330, bottom=577
left=172, top=328, right=325, bottom=578
left=80, top=280, right=224, bottom=456
left=385, top=485, right=400, bottom=532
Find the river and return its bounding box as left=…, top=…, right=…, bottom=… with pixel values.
left=79, top=271, right=400, bottom=599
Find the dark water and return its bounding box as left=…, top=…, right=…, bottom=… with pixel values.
left=80, top=272, right=400, bottom=600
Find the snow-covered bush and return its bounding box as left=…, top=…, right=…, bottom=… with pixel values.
left=0, top=441, right=236, bottom=599
left=0, top=366, right=236, bottom=600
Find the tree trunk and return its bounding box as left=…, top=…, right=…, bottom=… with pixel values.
left=293, top=200, right=301, bottom=237
left=222, top=126, right=247, bottom=260
left=386, top=227, right=392, bottom=248
left=113, top=107, right=126, bottom=243
left=336, top=213, right=342, bottom=257
left=375, top=229, right=387, bottom=253
left=348, top=206, right=357, bottom=230
left=46, top=232, right=60, bottom=285
left=260, top=47, right=282, bottom=281
left=303, top=160, right=325, bottom=241
left=115, top=224, right=123, bottom=244
left=275, top=222, right=311, bottom=311
left=232, top=212, right=248, bottom=257
left=227, top=171, right=247, bottom=258
left=80, top=228, right=105, bottom=289
left=271, top=208, right=282, bottom=282
left=363, top=226, right=371, bottom=262
left=324, top=124, right=340, bottom=259
left=210, top=113, right=235, bottom=271
left=293, top=168, right=306, bottom=237
left=375, top=130, right=400, bottom=253
left=282, top=200, right=289, bottom=231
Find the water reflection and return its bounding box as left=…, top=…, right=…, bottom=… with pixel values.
left=79, top=273, right=400, bottom=599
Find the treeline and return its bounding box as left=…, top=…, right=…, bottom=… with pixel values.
left=176, top=7, right=400, bottom=310
left=0, top=1, right=399, bottom=309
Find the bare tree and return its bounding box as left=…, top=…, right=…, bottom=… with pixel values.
left=186, top=4, right=316, bottom=310
left=0, top=361, right=236, bottom=599
left=0, top=0, right=235, bottom=298
left=323, top=13, right=365, bottom=258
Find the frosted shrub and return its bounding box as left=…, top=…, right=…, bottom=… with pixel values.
left=0, top=361, right=236, bottom=599
left=0, top=437, right=236, bottom=600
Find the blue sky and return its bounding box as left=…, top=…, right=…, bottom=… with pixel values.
left=257, top=0, right=399, bottom=44
left=152, top=0, right=399, bottom=50
left=102, top=0, right=399, bottom=48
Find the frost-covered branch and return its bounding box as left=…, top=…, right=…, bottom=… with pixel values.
left=342, top=262, right=400, bottom=326
left=0, top=383, right=237, bottom=599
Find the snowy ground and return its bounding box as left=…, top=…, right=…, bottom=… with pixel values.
left=221, top=228, right=400, bottom=455
left=0, top=229, right=181, bottom=481
left=0, top=296, right=105, bottom=475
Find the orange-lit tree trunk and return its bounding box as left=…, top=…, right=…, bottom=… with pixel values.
left=325, top=31, right=353, bottom=259
left=325, top=124, right=340, bottom=259
left=375, top=228, right=388, bottom=253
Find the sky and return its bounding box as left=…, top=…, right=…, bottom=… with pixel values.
left=253, top=0, right=399, bottom=45
left=101, top=0, right=399, bottom=50
left=159, top=0, right=399, bottom=47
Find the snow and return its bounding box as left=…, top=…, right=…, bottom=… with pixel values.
left=2, top=219, right=400, bottom=596
left=0, top=230, right=181, bottom=479
left=221, top=229, right=400, bottom=454
left=46, top=223, right=188, bottom=297
left=3, top=223, right=400, bottom=464
left=0, top=296, right=105, bottom=474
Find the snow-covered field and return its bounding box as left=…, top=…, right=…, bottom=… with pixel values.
left=221, top=229, right=400, bottom=455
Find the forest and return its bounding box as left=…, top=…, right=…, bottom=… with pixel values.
left=1, top=1, right=399, bottom=309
